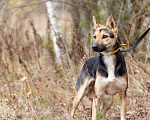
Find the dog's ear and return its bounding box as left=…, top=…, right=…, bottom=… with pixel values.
left=106, top=15, right=117, bottom=33
left=93, top=16, right=103, bottom=29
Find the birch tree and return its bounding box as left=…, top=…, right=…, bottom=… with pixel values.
left=45, top=1, right=61, bottom=63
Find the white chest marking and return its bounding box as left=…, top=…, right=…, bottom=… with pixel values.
left=103, top=55, right=116, bottom=82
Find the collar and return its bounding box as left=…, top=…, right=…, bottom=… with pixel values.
left=110, top=44, right=126, bottom=55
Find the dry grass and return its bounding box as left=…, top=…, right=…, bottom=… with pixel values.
left=0, top=17, right=150, bottom=120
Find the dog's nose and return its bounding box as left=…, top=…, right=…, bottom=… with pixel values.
left=92, top=44, right=107, bottom=52
left=92, top=43, right=99, bottom=51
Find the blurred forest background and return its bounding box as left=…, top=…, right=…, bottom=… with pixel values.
left=0, top=0, right=150, bottom=119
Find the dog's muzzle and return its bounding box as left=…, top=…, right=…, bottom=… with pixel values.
left=92, top=43, right=107, bottom=52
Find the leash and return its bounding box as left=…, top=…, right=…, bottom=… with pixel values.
left=111, top=28, right=150, bottom=54
left=120, top=28, right=150, bottom=52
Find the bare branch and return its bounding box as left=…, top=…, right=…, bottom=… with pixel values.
left=6, top=0, right=90, bottom=13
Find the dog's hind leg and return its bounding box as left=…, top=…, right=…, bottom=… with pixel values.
left=71, top=78, right=94, bottom=118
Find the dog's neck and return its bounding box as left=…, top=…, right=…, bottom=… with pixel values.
left=98, top=47, right=126, bottom=78
left=101, top=39, right=120, bottom=55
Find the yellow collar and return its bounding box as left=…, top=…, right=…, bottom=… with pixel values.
left=110, top=44, right=126, bottom=55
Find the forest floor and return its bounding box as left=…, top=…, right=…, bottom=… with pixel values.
left=49, top=53, right=150, bottom=120
left=51, top=53, right=150, bottom=120
left=0, top=52, right=150, bottom=120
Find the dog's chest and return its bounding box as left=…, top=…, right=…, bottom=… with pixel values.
left=101, top=55, right=126, bottom=95
left=103, top=55, right=115, bottom=81
left=105, top=78, right=127, bottom=95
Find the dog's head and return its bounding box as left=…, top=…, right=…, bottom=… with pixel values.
left=92, top=15, right=118, bottom=53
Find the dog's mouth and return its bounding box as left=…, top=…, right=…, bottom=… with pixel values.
left=92, top=43, right=107, bottom=52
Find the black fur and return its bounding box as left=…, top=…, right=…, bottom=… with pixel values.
left=97, top=53, right=108, bottom=78
left=92, top=44, right=107, bottom=52
left=115, top=50, right=127, bottom=76
left=99, top=28, right=114, bottom=38
left=77, top=56, right=99, bottom=91
left=77, top=51, right=126, bottom=91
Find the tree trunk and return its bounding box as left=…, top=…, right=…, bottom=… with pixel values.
left=45, top=1, right=61, bottom=63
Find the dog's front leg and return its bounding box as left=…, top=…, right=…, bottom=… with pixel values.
left=92, top=94, right=102, bottom=120
left=92, top=77, right=106, bottom=120
left=92, top=96, right=98, bottom=120
left=118, top=91, right=127, bottom=120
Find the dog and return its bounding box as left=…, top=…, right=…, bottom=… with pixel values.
left=71, top=15, right=128, bottom=120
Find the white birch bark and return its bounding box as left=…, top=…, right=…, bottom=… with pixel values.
left=45, top=1, right=60, bottom=63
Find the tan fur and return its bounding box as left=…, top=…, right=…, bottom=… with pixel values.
left=93, top=16, right=104, bottom=28
left=106, top=15, right=118, bottom=33
left=94, top=29, right=117, bottom=49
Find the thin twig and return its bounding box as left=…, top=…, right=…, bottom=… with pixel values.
left=0, top=0, right=7, bottom=10
left=117, top=1, right=123, bottom=28
left=128, top=74, right=147, bottom=93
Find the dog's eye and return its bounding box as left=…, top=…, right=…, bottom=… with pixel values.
left=93, top=35, right=96, bottom=39
left=102, top=35, right=108, bottom=38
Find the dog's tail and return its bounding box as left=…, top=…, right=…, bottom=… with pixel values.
left=118, top=28, right=150, bottom=52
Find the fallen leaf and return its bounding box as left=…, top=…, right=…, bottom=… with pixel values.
left=61, top=103, right=66, bottom=107
left=27, top=90, right=31, bottom=96
left=21, top=77, right=27, bottom=81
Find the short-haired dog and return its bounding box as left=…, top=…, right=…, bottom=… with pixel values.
left=71, top=15, right=128, bottom=120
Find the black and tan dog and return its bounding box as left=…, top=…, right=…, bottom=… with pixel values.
left=71, top=15, right=128, bottom=120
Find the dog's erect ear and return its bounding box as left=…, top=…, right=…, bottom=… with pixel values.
left=93, top=16, right=103, bottom=29
left=106, top=15, right=117, bottom=32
